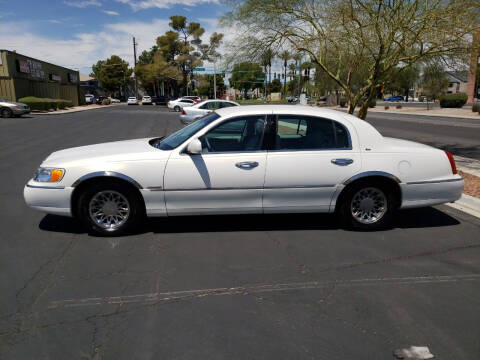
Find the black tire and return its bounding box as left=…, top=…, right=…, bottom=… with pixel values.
left=339, top=180, right=396, bottom=230
left=174, top=105, right=181, bottom=112
left=76, top=181, right=145, bottom=236
left=1, top=108, right=13, bottom=118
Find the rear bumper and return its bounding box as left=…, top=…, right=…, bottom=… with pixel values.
left=400, top=176, right=464, bottom=209
left=24, top=181, right=73, bottom=216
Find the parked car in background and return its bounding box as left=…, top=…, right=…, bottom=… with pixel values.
left=95, top=96, right=108, bottom=105
left=108, top=97, right=120, bottom=103
left=151, top=96, right=170, bottom=105
left=127, top=97, right=139, bottom=105
left=180, top=99, right=240, bottom=123
left=85, top=94, right=95, bottom=104
left=24, top=105, right=463, bottom=236
left=182, top=96, right=201, bottom=103
left=384, top=96, right=404, bottom=101
left=168, top=98, right=196, bottom=112
left=0, top=98, right=30, bottom=118
left=142, top=96, right=153, bottom=105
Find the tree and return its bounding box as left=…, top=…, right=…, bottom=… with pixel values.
left=225, top=0, right=479, bottom=119
left=196, top=74, right=226, bottom=98
left=158, top=16, right=205, bottom=95
left=230, top=62, right=264, bottom=98
left=421, top=62, right=449, bottom=105
left=91, top=55, right=132, bottom=95
left=268, top=78, right=282, bottom=93
left=138, top=46, right=158, bottom=66
left=260, top=48, right=275, bottom=94
left=386, top=65, right=420, bottom=101
left=134, top=52, right=182, bottom=94
left=200, top=32, right=224, bottom=98
left=279, top=50, right=290, bottom=96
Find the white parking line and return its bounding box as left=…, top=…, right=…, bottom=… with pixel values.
left=48, top=274, right=480, bottom=309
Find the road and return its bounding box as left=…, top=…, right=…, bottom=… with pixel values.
left=366, top=111, right=480, bottom=159
left=1, top=105, right=480, bottom=359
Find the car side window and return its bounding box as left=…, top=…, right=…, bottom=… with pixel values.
left=220, top=102, right=235, bottom=108
left=199, top=102, right=210, bottom=109
left=276, top=116, right=349, bottom=150
left=199, top=116, right=266, bottom=153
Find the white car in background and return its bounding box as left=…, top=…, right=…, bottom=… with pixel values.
left=108, top=97, right=120, bottom=103
left=180, top=99, right=240, bottom=123
left=127, top=97, right=138, bottom=105
left=85, top=94, right=95, bottom=104
left=142, top=96, right=153, bottom=105
left=24, top=105, right=463, bottom=236
left=167, top=98, right=196, bottom=112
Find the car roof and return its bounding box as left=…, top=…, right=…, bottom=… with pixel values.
left=215, top=105, right=349, bottom=120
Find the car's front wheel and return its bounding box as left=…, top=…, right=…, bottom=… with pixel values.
left=174, top=105, right=181, bottom=112
left=77, top=182, right=144, bottom=236
left=1, top=108, right=13, bottom=118
left=340, top=182, right=395, bottom=230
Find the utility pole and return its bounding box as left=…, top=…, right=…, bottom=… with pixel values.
left=213, top=61, right=217, bottom=99
left=133, top=36, right=138, bottom=99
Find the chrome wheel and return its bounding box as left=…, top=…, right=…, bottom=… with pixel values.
left=350, top=187, right=387, bottom=225
left=88, top=190, right=130, bottom=231
left=1, top=108, right=12, bottom=118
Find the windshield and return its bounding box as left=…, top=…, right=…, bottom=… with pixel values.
left=158, top=112, right=220, bottom=150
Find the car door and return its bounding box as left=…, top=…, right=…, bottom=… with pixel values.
left=263, top=115, right=361, bottom=213
left=164, top=115, right=268, bottom=215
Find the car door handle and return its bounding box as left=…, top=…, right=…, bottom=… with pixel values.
left=331, top=158, right=354, bottom=166
left=236, top=161, right=259, bottom=169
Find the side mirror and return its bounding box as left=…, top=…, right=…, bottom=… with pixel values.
left=185, top=138, right=202, bottom=155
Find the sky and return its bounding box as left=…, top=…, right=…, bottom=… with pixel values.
left=0, top=0, right=236, bottom=75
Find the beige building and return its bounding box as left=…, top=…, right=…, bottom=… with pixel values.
left=0, top=49, right=80, bottom=105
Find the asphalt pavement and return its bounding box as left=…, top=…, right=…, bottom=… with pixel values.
left=1, top=105, right=480, bottom=359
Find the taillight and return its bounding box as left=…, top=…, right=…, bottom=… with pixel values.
left=445, top=151, right=457, bottom=174
left=181, top=109, right=186, bottom=115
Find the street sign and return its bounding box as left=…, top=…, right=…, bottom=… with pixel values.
left=257, top=78, right=265, bottom=81
left=194, top=67, right=205, bottom=71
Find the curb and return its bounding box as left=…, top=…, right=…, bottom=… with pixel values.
left=447, top=194, right=480, bottom=219
left=32, top=103, right=125, bottom=115
left=366, top=109, right=480, bottom=120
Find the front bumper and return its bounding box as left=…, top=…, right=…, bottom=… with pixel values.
left=24, top=181, right=73, bottom=216
left=400, top=176, right=464, bottom=209
left=12, top=108, right=30, bottom=115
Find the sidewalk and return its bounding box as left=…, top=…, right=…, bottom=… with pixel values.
left=32, top=102, right=126, bottom=115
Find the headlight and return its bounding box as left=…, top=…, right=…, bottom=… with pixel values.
left=33, top=168, right=65, bottom=182
left=13, top=105, right=23, bottom=110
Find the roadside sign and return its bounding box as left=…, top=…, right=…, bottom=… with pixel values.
left=194, top=67, right=205, bottom=71
left=257, top=78, right=265, bottom=81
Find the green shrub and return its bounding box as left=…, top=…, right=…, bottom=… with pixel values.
left=18, top=97, right=72, bottom=111
left=472, top=103, right=480, bottom=112
left=439, top=93, right=467, bottom=108
left=339, top=97, right=347, bottom=107
left=102, top=98, right=111, bottom=105
left=396, top=104, right=402, bottom=109
left=368, top=98, right=376, bottom=108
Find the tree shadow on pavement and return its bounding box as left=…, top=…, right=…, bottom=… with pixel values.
left=38, top=206, right=460, bottom=236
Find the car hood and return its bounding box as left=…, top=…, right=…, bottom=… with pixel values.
left=42, top=138, right=166, bottom=166
left=1, top=101, right=27, bottom=107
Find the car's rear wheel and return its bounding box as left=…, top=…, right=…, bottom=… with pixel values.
left=77, top=182, right=144, bottom=236
left=340, top=181, right=395, bottom=230
left=1, top=108, right=13, bottom=118
left=174, top=105, right=181, bottom=112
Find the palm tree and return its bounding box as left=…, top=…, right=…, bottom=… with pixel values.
left=279, top=50, right=290, bottom=97
left=261, top=48, right=275, bottom=97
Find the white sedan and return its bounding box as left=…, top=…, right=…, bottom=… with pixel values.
left=24, top=105, right=463, bottom=236
left=167, top=98, right=196, bottom=112
left=180, top=99, right=240, bottom=123
left=127, top=97, right=138, bottom=105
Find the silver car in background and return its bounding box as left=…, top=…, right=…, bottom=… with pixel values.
left=180, top=99, right=240, bottom=123
left=0, top=98, right=30, bottom=118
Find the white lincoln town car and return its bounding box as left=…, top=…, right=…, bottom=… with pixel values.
left=24, top=105, right=463, bottom=235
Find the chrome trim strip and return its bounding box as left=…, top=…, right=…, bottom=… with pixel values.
left=406, top=178, right=463, bottom=185
left=163, top=184, right=336, bottom=191
left=71, top=171, right=143, bottom=189
left=26, top=184, right=65, bottom=189
left=146, top=186, right=163, bottom=191
left=343, top=171, right=401, bottom=185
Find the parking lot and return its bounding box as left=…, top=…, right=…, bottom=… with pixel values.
left=1, top=105, right=480, bottom=359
